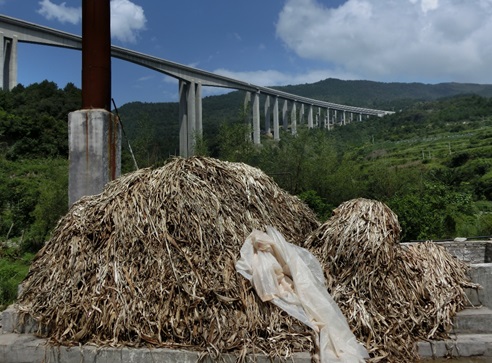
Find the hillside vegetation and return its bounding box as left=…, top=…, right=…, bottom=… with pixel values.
left=1, top=79, right=492, bottom=308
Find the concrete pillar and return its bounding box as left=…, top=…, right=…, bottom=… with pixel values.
left=299, top=104, right=305, bottom=125
left=244, top=91, right=251, bottom=112
left=290, top=102, right=297, bottom=135
left=195, top=82, right=202, bottom=136
left=0, top=33, right=4, bottom=90
left=308, top=105, right=313, bottom=128
left=264, top=95, right=271, bottom=136
left=187, top=80, right=196, bottom=156
left=282, top=99, right=288, bottom=130
left=68, top=109, right=121, bottom=206
left=178, top=80, right=201, bottom=156
left=179, top=80, right=188, bottom=157
left=252, top=91, right=260, bottom=144
left=359, top=113, right=363, bottom=122
left=343, top=111, right=346, bottom=125
left=0, top=34, right=18, bottom=91
left=244, top=91, right=252, bottom=141
left=273, top=96, right=280, bottom=141
left=8, top=35, right=17, bottom=90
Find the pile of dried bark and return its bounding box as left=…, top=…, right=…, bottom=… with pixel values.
left=17, top=156, right=320, bottom=358
left=304, top=198, right=478, bottom=362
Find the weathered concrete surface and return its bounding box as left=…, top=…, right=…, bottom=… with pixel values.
left=417, top=264, right=492, bottom=359
left=467, top=264, right=492, bottom=310
left=417, top=334, right=492, bottom=359
left=68, top=109, right=121, bottom=206
left=0, top=332, right=312, bottom=363
left=1, top=305, right=39, bottom=334
left=454, top=308, right=492, bottom=334
left=1, top=305, right=313, bottom=362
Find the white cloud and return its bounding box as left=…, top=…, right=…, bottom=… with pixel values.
left=37, top=0, right=146, bottom=43
left=110, top=0, right=146, bottom=43
left=276, top=0, right=492, bottom=83
left=38, top=0, right=81, bottom=24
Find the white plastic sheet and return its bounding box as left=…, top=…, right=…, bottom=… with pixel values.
left=236, top=226, right=368, bottom=363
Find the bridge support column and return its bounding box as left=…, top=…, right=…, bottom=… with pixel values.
left=0, top=33, right=18, bottom=90
left=186, top=80, right=196, bottom=155
left=264, top=95, right=271, bottom=136
left=68, top=109, right=121, bottom=206
left=252, top=91, right=260, bottom=144
left=179, top=80, right=188, bottom=156
left=273, top=96, right=280, bottom=141
left=299, top=104, right=305, bottom=125
left=282, top=99, right=288, bottom=130
left=179, top=80, right=202, bottom=157
left=290, top=102, right=297, bottom=135
left=195, top=83, right=202, bottom=137
left=244, top=91, right=252, bottom=141
left=307, top=105, right=313, bottom=128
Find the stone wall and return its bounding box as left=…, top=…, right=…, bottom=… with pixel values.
left=436, top=241, right=492, bottom=264
left=403, top=240, right=492, bottom=264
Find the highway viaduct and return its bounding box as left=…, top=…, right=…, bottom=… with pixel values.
left=0, top=14, right=394, bottom=157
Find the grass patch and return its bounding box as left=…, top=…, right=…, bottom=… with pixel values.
left=0, top=252, right=33, bottom=310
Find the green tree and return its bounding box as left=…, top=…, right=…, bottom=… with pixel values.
left=389, top=180, right=473, bottom=241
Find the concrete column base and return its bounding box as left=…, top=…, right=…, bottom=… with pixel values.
left=68, top=109, right=121, bottom=206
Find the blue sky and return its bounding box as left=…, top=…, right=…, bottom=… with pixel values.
left=2, top=0, right=492, bottom=105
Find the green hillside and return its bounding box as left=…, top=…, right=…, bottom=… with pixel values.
left=1, top=78, right=491, bottom=245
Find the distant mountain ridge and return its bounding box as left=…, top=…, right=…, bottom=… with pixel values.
left=269, top=78, right=492, bottom=110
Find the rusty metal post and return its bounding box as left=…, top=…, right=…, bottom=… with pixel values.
left=82, top=0, right=111, bottom=110
left=68, top=0, right=119, bottom=206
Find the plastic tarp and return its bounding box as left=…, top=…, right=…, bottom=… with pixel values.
left=236, top=226, right=368, bottom=363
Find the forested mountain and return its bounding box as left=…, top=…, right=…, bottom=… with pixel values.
left=275, top=78, right=492, bottom=109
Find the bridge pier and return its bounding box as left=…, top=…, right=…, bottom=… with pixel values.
left=252, top=91, right=260, bottom=144
left=290, top=102, right=297, bottom=135
left=243, top=91, right=261, bottom=144
left=179, top=80, right=202, bottom=157
left=307, top=105, right=314, bottom=128
left=282, top=99, right=288, bottom=131
left=0, top=33, right=17, bottom=90
left=264, top=95, right=271, bottom=137
left=273, top=96, right=280, bottom=141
